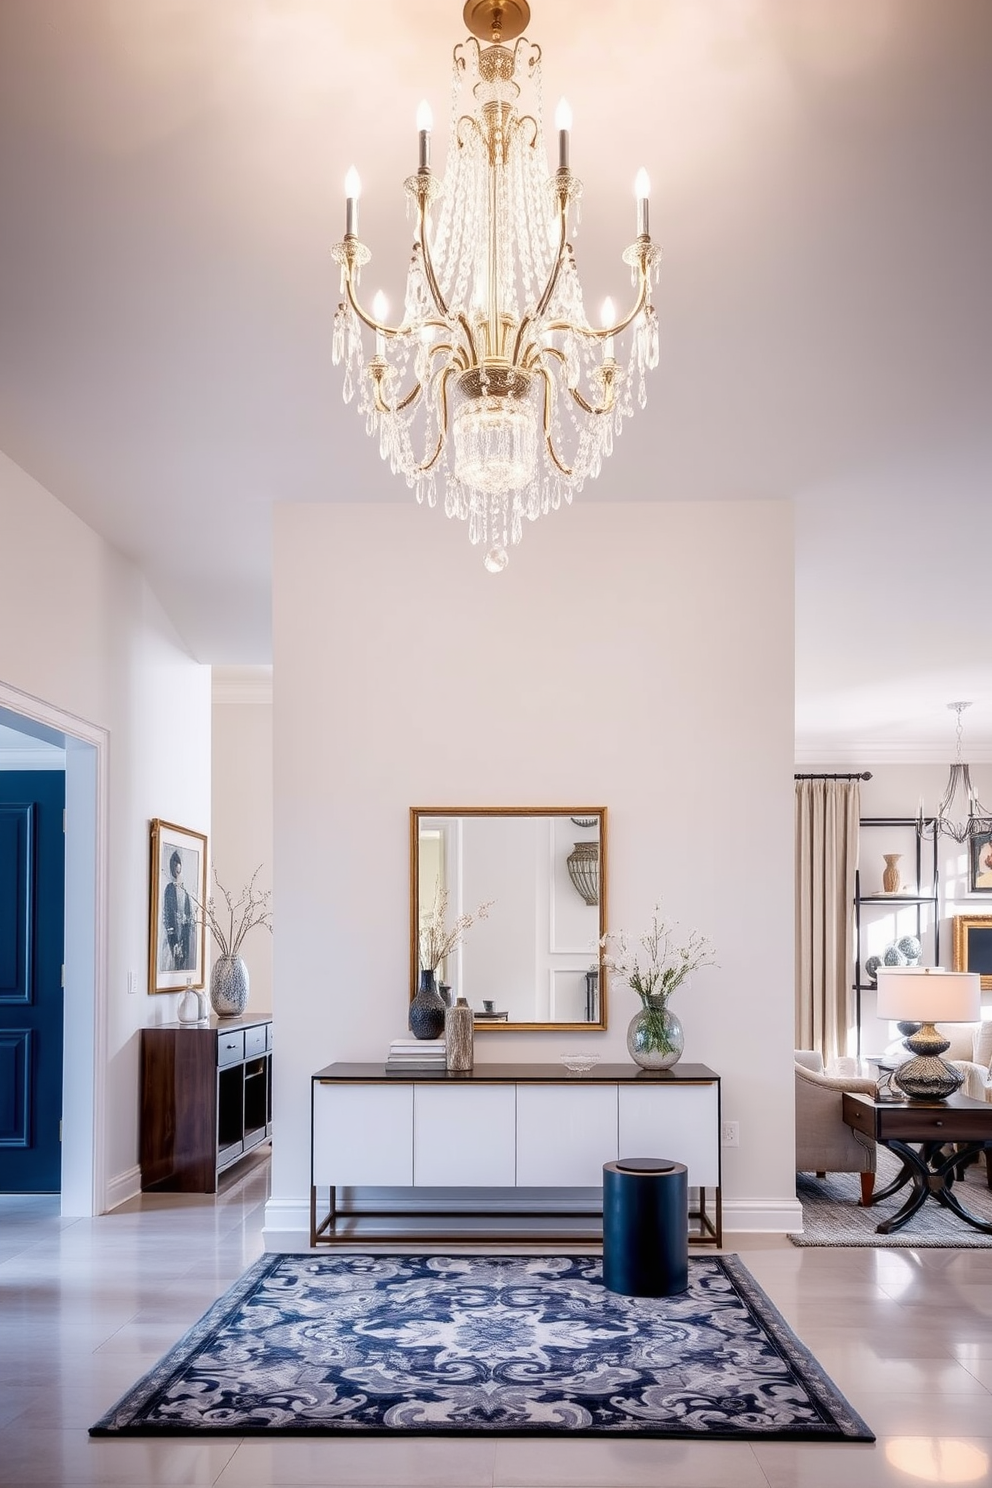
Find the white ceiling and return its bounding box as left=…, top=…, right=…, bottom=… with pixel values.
left=0, top=1, right=989, bottom=758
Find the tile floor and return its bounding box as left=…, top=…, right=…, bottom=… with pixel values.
left=2, top=1156, right=992, bottom=1487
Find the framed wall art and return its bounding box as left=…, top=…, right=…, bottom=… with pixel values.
left=148, top=819, right=208, bottom=995
left=952, top=913, right=992, bottom=992
left=969, top=831, right=992, bottom=894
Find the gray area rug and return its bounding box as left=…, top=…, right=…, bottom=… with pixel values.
left=792, top=1148, right=992, bottom=1247
left=90, top=1252, right=872, bottom=1441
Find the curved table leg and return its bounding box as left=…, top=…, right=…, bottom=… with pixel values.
left=871, top=1157, right=915, bottom=1205
left=929, top=1142, right=992, bottom=1235
left=875, top=1141, right=931, bottom=1234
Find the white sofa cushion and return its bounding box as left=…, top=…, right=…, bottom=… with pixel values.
left=973, top=1018, right=992, bottom=1072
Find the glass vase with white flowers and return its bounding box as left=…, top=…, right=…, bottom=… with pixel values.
left=601, top=904, right=715, bottom=1069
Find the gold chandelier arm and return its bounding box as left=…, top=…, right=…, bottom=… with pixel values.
left=520, top=341, right=567, bottom=374
left=369, top=368, right=424, bottom=416
left=566, top=374, right=617, bottom=418
left=542, top=263, right=649, bottom=347
left=341, top=262, right=446, bottom=342
left=416, top=197, right=452, bottom=323
left=512, top=186, right=570, bottom=363
left=414, top=366, right=456, bottom=474
left=534, top=365, right=573, bottom=478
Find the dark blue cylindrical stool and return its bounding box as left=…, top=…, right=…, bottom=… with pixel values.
left=602, top=1158, right=689, bottom=1297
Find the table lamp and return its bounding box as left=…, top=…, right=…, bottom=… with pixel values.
left=875, top=967, right=981, bottom=1100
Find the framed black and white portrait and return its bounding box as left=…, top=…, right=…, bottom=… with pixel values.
left=148, top=819, right=207, bottom=995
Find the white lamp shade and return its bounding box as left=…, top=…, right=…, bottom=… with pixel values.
left=875, top=967, right=981, bottom=1023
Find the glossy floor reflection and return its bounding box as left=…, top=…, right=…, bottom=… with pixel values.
left=2, top=1158, right=992, bottom=1486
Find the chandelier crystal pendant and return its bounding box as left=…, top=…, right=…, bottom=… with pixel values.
left=331, top=0, right=661, bottom=573
left=917, top=702, right=992, bottom=843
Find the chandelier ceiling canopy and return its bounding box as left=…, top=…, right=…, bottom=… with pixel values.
left=917, top=702, right=992, bottom=843
left=332, top=0, right=660, bottom=572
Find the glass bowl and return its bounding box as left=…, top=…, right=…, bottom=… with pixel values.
left=559, top=1053, right=601, bottom=1075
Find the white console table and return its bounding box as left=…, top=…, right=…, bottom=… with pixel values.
left=310, top=1062, right=721, bottom=1246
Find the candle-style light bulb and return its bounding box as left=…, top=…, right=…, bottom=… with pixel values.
left=344, top=166, right=361, bottom=236
left=600, top=296, right=616, bottom=359
left=416, top=99, right=432, bottom=170
left=555, top=97, right=572, bottom=170
left=634, top=167, right=650, bottom=237
left=372, top=290, right=388, bottom=356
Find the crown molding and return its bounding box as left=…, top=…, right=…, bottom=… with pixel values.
left=212, top=666, right=273, bottom=706
left=795, top=740, right=992, bottom=767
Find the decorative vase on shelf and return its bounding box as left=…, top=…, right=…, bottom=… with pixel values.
left=409, top=968, right=446, bottom=1041
left=445, top=996, right=474, bottom=1071
left=882, top=854, right=902, bottom=893
left=210, top=954, right=250, bottom=1019
left=627, top=999, right=684, bottom=1071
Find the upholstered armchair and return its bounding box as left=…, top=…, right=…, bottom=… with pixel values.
left=795, top=1050, right=877, bottom=1205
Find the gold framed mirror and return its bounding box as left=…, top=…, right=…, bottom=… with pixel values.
left=410, top=806, right=608, bottom=1032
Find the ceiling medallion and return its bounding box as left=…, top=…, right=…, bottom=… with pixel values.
left=331, top=1, right=660, bottom=571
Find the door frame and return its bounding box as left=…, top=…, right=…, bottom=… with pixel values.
left=0, top=680, right=108, bottom=1217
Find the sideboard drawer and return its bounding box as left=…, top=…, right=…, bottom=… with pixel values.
left=413, top=1084, right=516, bottom=1186
left=516, top=1084, right=618, bottom=1186
left=217, top=1030, right=245, bottom=1067
left=618, top=1083, right=720, bottom=1186
left=244, top=1023, right=268, bottom=1058
left=313, top=1082, right=414, bottom=1186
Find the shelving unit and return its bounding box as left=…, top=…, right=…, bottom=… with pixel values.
left=854, top=817, right=940, bottom=1053
left=140, top=1015, right=272, bottom=1193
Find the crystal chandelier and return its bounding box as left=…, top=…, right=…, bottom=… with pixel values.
left=917, top=702, right=992, bottom=843
left=331, top=0, right=660, bottom=573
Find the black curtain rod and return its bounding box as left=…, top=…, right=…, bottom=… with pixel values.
left=794, top=771, right=873, bottom=781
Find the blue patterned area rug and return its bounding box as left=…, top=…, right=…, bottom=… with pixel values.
left=90, top=1252, right=872, bottom=1441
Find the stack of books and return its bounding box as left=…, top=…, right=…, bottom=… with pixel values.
left=384, top=1038, right=446, bottom=1073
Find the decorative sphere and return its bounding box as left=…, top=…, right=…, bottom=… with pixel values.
left=484, top=546, right=509, bottom=573
left=896, top=935, right=922, bottom=964
left=864, top=955, right=882, bottom=984
left=883, top=944, right=907, bottom=966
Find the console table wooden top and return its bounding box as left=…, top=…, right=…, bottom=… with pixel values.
left=313, top=1062, right=719, bottom=1084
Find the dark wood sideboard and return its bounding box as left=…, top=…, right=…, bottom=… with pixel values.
left=140, top=1015, right=272, bottom=1193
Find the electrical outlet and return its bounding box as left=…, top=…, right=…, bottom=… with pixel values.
left=721, top=1120, right=740, bottom=1148
left=127, top=970, right=138, bottom=996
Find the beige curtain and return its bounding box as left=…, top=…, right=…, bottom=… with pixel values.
left=795, top=778, right=860, bottom=1063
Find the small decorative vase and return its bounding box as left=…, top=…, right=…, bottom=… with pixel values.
left=438, top=982, right=452, bottom=1008
left=210, top=954, right=250, bottom=1019
left=409, top=968, right=446, bottom=1041
left=626, top=1000, right=684, bottom=1070
left=445, top=995, right=474, bottom=1071
left=177, top=981, right=206, bottom=1025
left=882, top=854, right=902, bottom=893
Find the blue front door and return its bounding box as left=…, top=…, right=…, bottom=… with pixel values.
left=0, top=772, right=66, bottom=1191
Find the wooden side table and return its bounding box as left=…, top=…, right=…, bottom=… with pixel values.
left=843, top=1091, right=992, bottom=1235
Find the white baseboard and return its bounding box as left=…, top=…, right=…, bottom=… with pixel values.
left=263, top=1198, right=313, bottom=1252
left=104, top=1164, right=142, bottom=1213
left=722, top=1198, right=804, bottom=1233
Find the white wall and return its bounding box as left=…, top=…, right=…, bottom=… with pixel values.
left=268, top=499, right=797, bottom=1239
left=0, top=447, right=211, bottom=1212
left=210, top=667, right=274, bottom=1014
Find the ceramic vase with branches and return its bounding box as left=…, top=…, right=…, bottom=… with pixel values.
left=193, top=867, right=273, bottom=1019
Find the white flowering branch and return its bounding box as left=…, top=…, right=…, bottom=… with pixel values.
left=192, top=866, right=273, bottom=958
left=601, top=903, right=715, bottom=1007
left=419, top=884, right=494, bottom=973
